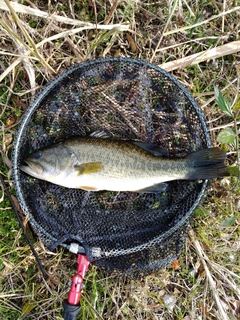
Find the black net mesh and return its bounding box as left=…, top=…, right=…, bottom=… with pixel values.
left=13, top=58, right=210, bottom=275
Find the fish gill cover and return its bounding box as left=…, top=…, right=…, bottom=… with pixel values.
left=13, top=58, right=211, bottom=276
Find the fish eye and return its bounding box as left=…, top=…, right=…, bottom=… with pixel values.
left=34, top=151, right=42, bottom=159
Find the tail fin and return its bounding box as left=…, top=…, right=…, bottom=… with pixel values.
left=186, top=147, right=229, bottom=180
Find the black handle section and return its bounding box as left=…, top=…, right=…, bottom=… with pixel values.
left=63, top=300, right=81, bottom=320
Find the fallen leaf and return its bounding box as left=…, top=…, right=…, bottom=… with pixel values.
left=6, top=114, right=17, bottom=126
left=10, top=195, right=21, bottom=212
left=202, top=242, right=211, bottom=251
left=114, top=48, right=121, bottom=57
left=158, top=289, right=165, bottom=297
left=22, top=301, right=38, bottom=315
left=2, top=133, right=13, bottom=150
left=171, top=259, right=180, bottom=270
left=1, top=259, right=14, bottom=276
left=235, top=300, right=240, bottom=318
left=177, top=0, right=184, bottom=26
left=198, top=261, right=205, bottom=276
left=0, top=150, right=12, bottom=169
left=126, top=33, right=137, bottom=53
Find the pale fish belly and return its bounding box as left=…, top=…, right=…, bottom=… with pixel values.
left=55, top=163, right=186, bottom=191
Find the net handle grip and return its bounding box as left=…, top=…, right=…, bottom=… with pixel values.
left=63, top=300, right=80, bottom=320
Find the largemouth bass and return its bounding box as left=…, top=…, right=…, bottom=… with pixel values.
left=20, top=137, right=229, bottom=192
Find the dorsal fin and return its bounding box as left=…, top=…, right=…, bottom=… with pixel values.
left=132, top=141, right=169, bottom=157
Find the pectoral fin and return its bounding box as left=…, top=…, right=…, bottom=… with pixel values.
left=74, top=162, right=103, bottom=175
left=136, top=182, right=168, bottom=193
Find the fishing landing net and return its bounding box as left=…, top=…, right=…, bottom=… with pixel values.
left=13, top=58, right=211, bottom=277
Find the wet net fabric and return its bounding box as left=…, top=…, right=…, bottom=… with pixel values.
left=13, top=58, right=211, bottom=275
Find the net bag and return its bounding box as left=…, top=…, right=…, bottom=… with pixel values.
left=13, top=58, right=210, bottom=276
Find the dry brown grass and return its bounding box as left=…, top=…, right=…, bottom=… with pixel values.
left=0, top=0, right=239, bottom=319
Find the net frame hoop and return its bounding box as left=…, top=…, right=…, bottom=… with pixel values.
left=12, top=57, right=211, bottom=258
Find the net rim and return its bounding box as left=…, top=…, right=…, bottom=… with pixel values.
left=12, top=57, right=211, bottom=257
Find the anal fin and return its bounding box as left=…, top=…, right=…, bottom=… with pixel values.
left=78, top=186, right=99, bottom=191
left=136, top=182, right=168, bottom=193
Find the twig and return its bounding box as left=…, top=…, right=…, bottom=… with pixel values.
left=155, top=35, right=229, bottom=53
left=189, top=229, right=229, bottom=320
left=210, top=262, right=240, bottom=298
left=159, top=40, right=240, bottom=71
left=182, top=0, right=195, bottom=17
left=38, top=24, right=129, bottom=44
left=208, top=121, right=240, bottom=131
left=0, top=0, right=129, bottom=28
left=0, top=294, right=32, bottom=298
left=210, top=260, right=240, bottom=282
left=91, top=0, right=98, bottom=28
left=104, top=0, right=119, bottom=25
left=0, top=24, right=129, bottom=83
left=163, top=6, right=240, bottom=36
left=0, top=50, right=38, bottom=59
left=150, top=0, right=178, bottom=63
left=3, top=0, right=56, bottom=74
left=222, top=0, right=226, bottom=33
left=0, top=0, right=97, bottom=26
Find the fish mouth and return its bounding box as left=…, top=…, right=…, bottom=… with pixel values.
left=20, top=160, right=44, bottom=177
